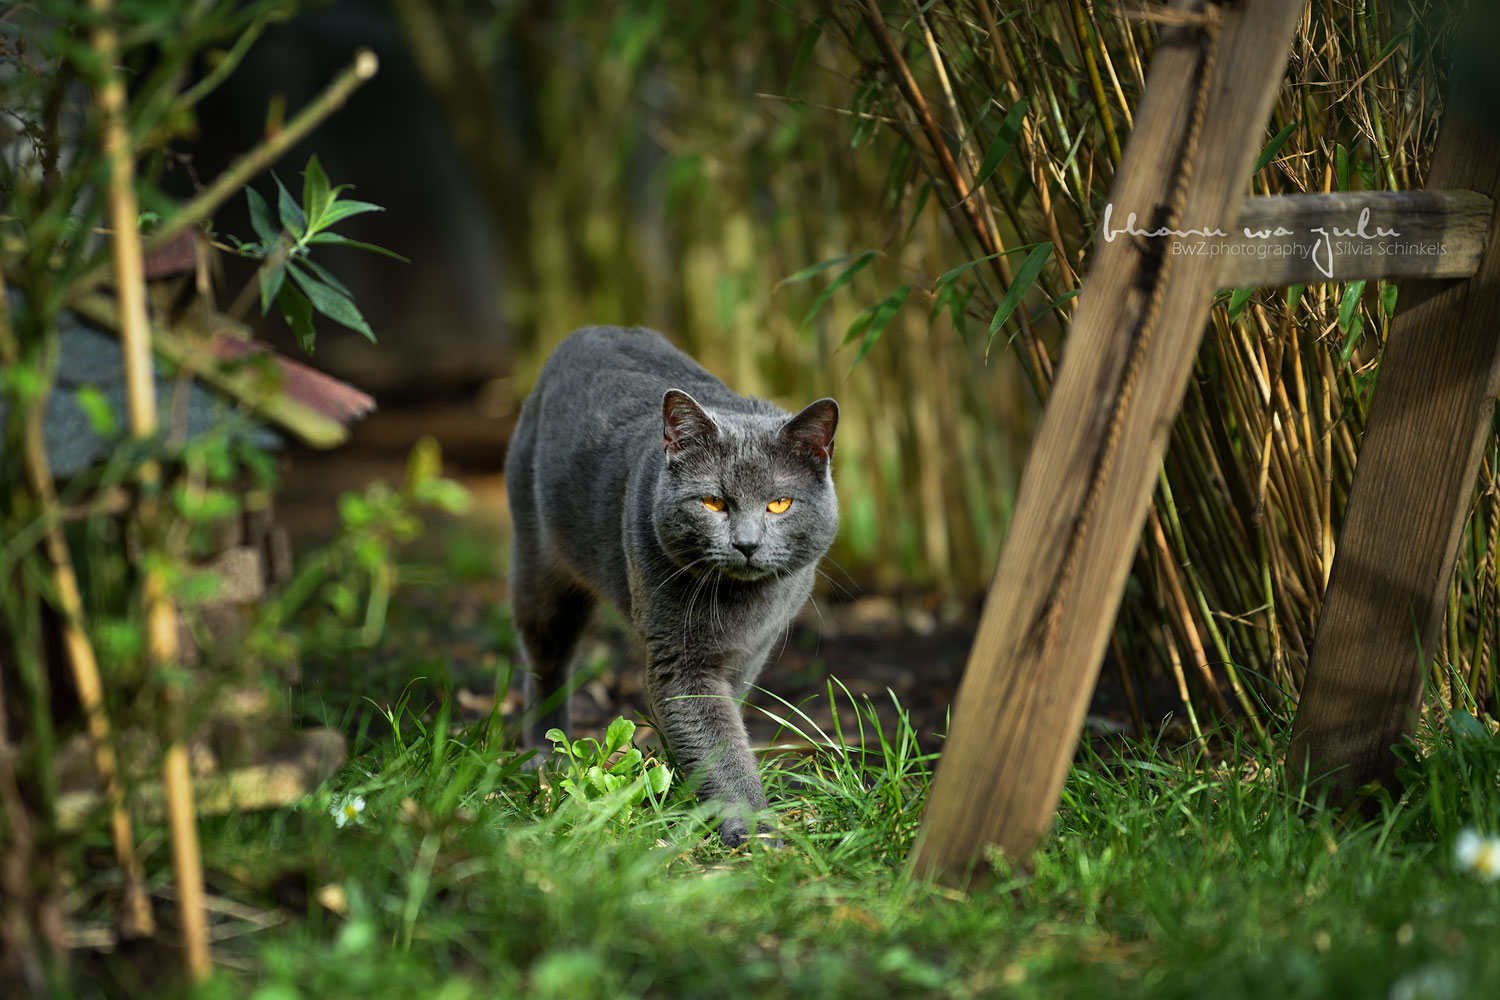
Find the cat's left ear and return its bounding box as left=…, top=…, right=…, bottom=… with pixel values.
left=780, top=398, right=838, bottom=462
left=663, top=389, right=719, bottom=457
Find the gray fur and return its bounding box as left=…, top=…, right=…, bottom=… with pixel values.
left=505, top=326, right=838, bottom=846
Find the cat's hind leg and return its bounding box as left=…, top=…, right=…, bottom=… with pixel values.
left=513, top=560, right=596, bottom=760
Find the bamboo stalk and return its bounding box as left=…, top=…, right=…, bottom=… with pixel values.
left=86, top=0, right=209, bottom=979
left=0, top=271, right=153, bottom=941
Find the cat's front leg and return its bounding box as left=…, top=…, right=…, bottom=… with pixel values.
left=644, top=646, right=775, bottom=848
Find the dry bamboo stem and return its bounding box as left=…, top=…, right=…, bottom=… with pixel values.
left=855, top=0, right=1054, bottom=386
left=0, top=272, right=154, bottom=939
left=86, top=0, right=209, bottom=979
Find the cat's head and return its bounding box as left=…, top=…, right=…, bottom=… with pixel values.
left=654, top=388, right=838, bottom=581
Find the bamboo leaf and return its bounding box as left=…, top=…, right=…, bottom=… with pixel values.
left=1380, top=281, right=1398, bottom=318
left=845, top=284, right=910, bottom=371
left=782, top=250, right=870, bottom=284
left=799, top=250, right=878, bottom=331
left=986, top=242, right=1052, bottom=355
left=1228, top=287, right=1255, bottom=321
left=1253, top=121, right=1300, bottom=175
left=1338, top=279, right=1367, bottom=332
left=973, top=98, right=1029, bottom=190
left=934, top=252, right=1003, bottom=291
left=1337, top=279, right=1367, bottom=366
left=1036, top=288, right=1079, bottom=318
left=1286, top=283, right=1306, bottom=313
left=787, top=17, right=823, bottom=94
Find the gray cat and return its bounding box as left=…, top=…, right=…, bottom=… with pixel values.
left=505, top=326, right=839, bottom=846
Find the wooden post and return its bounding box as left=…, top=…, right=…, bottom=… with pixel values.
left=909, top=0, right=1304, bottom=880
left=1288, top=73, right=1500, bottom=797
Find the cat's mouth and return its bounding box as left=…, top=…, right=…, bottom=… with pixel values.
left=716, top=557, right=774, bottom=582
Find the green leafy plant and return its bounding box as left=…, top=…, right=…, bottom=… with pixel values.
left=544, top=717, right=674, bottom=824
left=231, top=154, right=408, bottom=353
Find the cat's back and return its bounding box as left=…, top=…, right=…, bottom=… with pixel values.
left=529, top=326, right=727, bottom=416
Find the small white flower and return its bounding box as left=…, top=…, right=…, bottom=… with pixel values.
left=1454, top=827, right=1500, bottom=881
left=331, top=795, right=366, bottom=829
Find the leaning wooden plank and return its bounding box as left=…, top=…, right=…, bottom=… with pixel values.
left=909, top=0, right=1305, bottom=881
left=1209, top=190, right=1492, bottom=287
left=1288, top=79, right=1500, bottom=799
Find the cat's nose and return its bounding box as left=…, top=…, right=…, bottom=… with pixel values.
left=733, top=540, right=760, bottom=560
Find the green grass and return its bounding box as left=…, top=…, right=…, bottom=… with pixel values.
left=153, top=676, right=1500, bottom=1000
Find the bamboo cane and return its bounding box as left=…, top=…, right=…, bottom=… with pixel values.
left=86, top=0, right=209, bottom=979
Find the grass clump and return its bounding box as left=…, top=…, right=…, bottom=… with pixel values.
left=148, top=680, right=1500, bottom=1000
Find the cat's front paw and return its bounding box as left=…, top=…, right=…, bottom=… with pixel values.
left=719, top=817, right=784, bottom=850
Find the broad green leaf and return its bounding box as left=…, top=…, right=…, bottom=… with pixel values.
left=1286, top=283, right=1306, bottom=313
left=245, top=186, right=277, bottom=245
left=972, top=97, right=1028, bottom=190
left=302, top=154, right=332, bottom=232
left=298, top=256, right=356, bottom=300
left=288, top=264, right=375, bottom=341
left=1380, top=281, right=1398, bottom=318
left=1337, top=280, right=1367, bottom=367
left=276, top=283, right=316, bottom=354
left=845, top=283, right=910, bottom=371
left=318, top=198, right=385, bottom=228
left=800, top=249, right=877, bottom=331
left=258, top=260, right=287, bottom=316
left=986, top=242, right=1053, bottom=355
left=1377, top=28, right=1411, bottom=61
left=544, top=728, right=567, bottom=745
left=1337, top=279, right=1367, bottom=332
left=605, top=717, right=635, bottom=753
left=274, top=173, right=306, bottom=238
left=307, top=232, right=411, bottom=262
left=1227, top=287, right=1255, bottom=321
left=1253, top=121, right=1299, bottom=175
left=1335, top=143, right=1349, bottom=192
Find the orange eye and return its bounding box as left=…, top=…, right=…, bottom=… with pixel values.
left=767, top=497, right=792, bottom=514
left=702, top=496, right=727, bottom=512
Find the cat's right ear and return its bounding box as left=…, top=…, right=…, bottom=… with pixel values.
left=663, top=389, right=718, bottom=457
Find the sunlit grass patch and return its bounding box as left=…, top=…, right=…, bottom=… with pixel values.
left=177, top=682, right=1500, bottom=1000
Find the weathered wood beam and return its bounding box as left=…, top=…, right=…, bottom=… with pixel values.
left=909, top=0, right=1305, bottom=881
left=1208, top=190, right=1492, bottom=287
left=1288, top=77, right=1500, bottom=799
